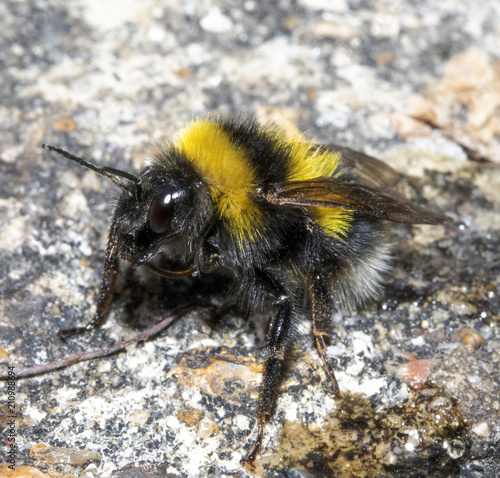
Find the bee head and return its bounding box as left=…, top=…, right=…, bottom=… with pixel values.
left=42, top=144, right=198, bottom=274
left=113, top=165, right=195, bottom=268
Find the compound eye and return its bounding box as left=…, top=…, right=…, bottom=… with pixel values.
left=148, top=186, right=176, bottom=233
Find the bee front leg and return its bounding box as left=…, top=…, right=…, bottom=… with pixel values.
left=58, top=224, right=120, bottom=340
left=245, top=269, right=294, bottom=465
left=309, top=274, right=339, bottom=395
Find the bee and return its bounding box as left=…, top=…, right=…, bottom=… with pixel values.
left=42, top=116, right=449, bottom=464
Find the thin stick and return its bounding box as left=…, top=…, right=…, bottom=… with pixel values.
left=0, top=307, right=194, bottom=380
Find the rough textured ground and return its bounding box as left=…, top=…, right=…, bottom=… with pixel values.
left=1, top=1, right=499, bottom=477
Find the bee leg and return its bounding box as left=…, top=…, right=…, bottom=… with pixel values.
left=309, top=274, right=339, bottom=396
left=58, top=224, right=120, bottom=340
left=245, top=270, right=293, bottom=465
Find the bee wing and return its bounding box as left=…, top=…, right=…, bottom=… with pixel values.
left=321, top=144, right=400, bottom=189
left=265, top=177, right=450, bottom=225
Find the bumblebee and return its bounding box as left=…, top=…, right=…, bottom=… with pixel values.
left=42, top=116, right=449, bottom=464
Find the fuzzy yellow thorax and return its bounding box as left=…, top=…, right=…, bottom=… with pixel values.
left=176, top=119, right=264, bottom=244
left=176, top=117, right=353, bottom=244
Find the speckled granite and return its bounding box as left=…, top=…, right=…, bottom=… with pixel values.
left=1, top=1, right=499, bottom=477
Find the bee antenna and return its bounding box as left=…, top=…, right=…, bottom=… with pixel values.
left=42, top=144, right=139, bottom=191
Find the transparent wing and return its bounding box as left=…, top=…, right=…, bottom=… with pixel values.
left=321, top=144, right=400, bottom=189
left=266, top=177, right=449, bottom=224
left=267, top=144, right=450, bottom=224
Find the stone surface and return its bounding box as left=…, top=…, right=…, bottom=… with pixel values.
left=1, top=1, right=499, bottom=477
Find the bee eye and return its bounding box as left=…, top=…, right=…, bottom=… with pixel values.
left=149, top=186, right=176, bottom=233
